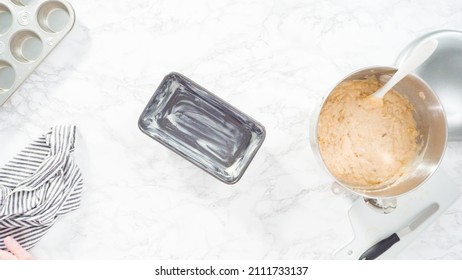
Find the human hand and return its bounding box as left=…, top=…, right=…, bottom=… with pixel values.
left=0, top=237, right=35, bottom=260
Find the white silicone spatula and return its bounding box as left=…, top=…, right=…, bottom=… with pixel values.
left=371, top=39, right=438, bottom=99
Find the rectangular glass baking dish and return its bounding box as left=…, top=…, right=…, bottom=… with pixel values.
left=138, top=73, right=266, bottom=184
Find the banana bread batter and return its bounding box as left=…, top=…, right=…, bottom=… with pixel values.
left=318, top=78, right=419, bottom=187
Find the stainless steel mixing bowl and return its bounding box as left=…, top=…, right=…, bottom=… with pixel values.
left=310, top=66, right=447, bottom=212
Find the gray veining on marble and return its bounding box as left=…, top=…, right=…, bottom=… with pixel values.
left=0, top=0, right=461, bottom=259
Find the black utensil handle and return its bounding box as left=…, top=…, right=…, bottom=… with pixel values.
left=358, top=233, right=401, bottom=260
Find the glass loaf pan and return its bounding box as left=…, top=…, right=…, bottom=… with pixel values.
left=138, top=73, right=266, bottom=184
left=0, top=0, right=75, bottom=106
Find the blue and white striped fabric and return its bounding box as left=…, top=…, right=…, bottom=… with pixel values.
left=0, top=125, right=83, bottom=250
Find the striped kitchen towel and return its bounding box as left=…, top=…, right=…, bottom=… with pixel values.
left=0, top=125, right=83, bottom=250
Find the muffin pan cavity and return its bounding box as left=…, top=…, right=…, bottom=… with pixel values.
left=0, top=4, right=13, bottom=35
left=37, top=1, right=70, bottom=33
left=0, top=0, right=75, bottom=106
left=10, top=30, right=43, bottom=63
left=0, top=60, right=15, bottom=93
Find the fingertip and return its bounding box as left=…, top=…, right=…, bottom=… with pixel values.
left=3, top=236, right=34, bottom=260
left=3, top=236, right=18, bottom=247
left=4, top=236, right=14, bottom=243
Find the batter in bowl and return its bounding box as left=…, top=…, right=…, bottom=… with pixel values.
left=317, top=77, right=419, bottom=187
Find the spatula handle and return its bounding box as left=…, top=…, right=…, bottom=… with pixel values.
left=358, top=233, right=401, bottom=260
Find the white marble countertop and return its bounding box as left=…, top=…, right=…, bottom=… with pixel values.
left=1, top=0, right=461, bottom=259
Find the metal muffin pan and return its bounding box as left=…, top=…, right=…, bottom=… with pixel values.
left=139, top=73, right=266, bottom=184
left=0, top=0, right=75, bottom=106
